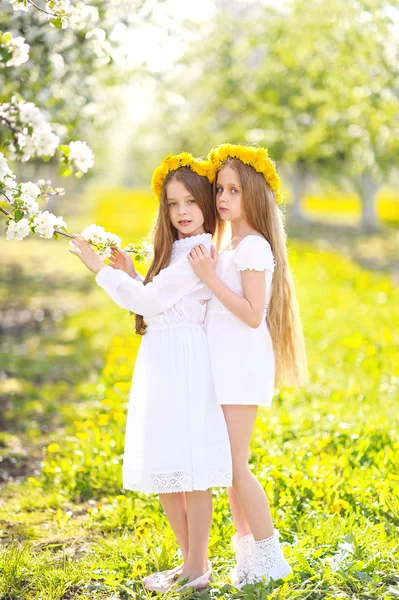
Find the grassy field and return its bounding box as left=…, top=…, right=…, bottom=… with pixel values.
left=0, top=187, right=398, bottom=599
left=300, top=187, right=399, bottom=225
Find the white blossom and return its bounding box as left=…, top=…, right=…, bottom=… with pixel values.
left=0, top=153, right=13, bottom=181
left=14, top=133, right=36, bottom=162
left=70, top=3, right=99, bottom=31
left=5, top=37, right=30, bottom=68
left=34, top=124, right=60, bottom=157
left=19, top=184, right=41, bottom=217
left=54, top=215, right=67, bottom=229
left=68, top=141, right=94, bottom=173
left=48, top=0, right=72, bottom=11
left=18, top=101, right=43, bottom=126
left=141, top=241, right=154, bottom=260
left=20, top=181, right=41, bottom=199
left=81, top=224, right=105, bottom=244
left=32, top=211, right=57, bottom=238
left=100, top=246, right=112, bottom=259
left=80, top=224, right=121, bottom=258
left=47, top=0, right=72, bottom=28
left=6, top=218, right=30, bottom=241
left=3, top=176, right=18, bottom=197
left=21, top=197, right=39, bottom=217
left=10, top=0, right=29, bottom=13
left=107, top=232, right=122, bottom=247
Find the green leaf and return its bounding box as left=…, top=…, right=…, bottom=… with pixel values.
left=14, top=209, right=24, bottom=222
left=0, top=48, right=12, bottom=62
left=57, top=164, right=73, bottom=177
left=293, top=551, right=315, bottom=574
left=50, top=17, right=63, bottom=29
left=2, top=32, right=12, bottom=44
left=58, top=145, right=71, bottom=156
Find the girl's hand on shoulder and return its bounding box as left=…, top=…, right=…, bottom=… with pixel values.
left=69, top=234, right=106, bottom=274
left=109, top=247, right=137, bottom=277
left=188, top=244, right=218, bottom=282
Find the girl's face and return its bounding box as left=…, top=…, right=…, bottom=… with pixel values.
left=166, top=179, right=205, bottom=239
left=215, top=166, right=243, bottom=222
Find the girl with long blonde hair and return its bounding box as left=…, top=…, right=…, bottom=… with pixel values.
left=188, top=144, right=307, bottom=587
left=70, top=154, right=232, bottom=592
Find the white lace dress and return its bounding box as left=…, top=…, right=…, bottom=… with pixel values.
left=205, top=235, right=276, bottom=407
left=95, top=233, right=232, bottom=494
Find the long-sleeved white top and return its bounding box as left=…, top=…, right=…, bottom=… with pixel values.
left=95, top=233, right=212, bottom=328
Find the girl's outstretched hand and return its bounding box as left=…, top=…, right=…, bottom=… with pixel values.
left=188, top=244, right=218, bottom=283
left=69, top=234, right=106, bottom=274
left=109, top=247, right=137, bottom=277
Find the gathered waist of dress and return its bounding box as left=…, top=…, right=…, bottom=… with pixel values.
left=146, top=320, right=205, bottom=332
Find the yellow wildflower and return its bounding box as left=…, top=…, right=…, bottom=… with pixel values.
left=151, top=152, right=214, bottom=200
left=208, top=144, right=283, bottom=204
left=47, top=443, right=60, bottom=453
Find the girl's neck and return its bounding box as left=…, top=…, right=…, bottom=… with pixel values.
left=230, top=218, right=258, bottom=240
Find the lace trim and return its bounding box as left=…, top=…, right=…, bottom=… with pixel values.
left=245, top=531, right=292, bottom=583
left=172, top=232, right=212, bottom=254
left=123, top=467, right=232, bottom=494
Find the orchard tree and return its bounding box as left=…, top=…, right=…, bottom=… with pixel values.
left=148, top=0, right=399, bottom=231
left=0, top=0, right=161, bottom=250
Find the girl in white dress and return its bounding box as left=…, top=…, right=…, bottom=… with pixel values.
left=188, top=144, right=308, bottom=587
left=70, top=153, right=232, bottom=592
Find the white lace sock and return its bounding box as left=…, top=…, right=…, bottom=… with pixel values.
left=243, top=529, right=292, bottom=586
left=230, top=533, right=254, bottom=586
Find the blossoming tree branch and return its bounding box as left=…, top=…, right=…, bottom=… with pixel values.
left=1, top=0, right=152, bottom=262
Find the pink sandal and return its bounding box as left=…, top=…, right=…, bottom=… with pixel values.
left=177, top=568, right=212, bottom=591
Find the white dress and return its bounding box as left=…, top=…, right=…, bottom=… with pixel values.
left=95, top=233, right=232, bottom=494
left=205, top=235, right=276, bottom=407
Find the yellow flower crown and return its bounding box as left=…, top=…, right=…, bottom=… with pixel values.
left=207, top=144, right=283, bottom=203
left=151, top=152, right=212, bottom=200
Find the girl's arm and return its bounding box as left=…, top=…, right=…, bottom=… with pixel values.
left=188, top=238, right=273, bottom=329
left=70, top=235, right=204, bottom=318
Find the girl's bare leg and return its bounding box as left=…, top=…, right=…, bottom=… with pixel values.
left=158, top=492, right=188, bottom=579
left=179, top=490, right=212, bottom=582
left=223, top=405, right=274, bottom=540
left=227, top=486, right=252, bottom=537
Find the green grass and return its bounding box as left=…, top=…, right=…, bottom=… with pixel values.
left=0, top=187, right=398, bottom=599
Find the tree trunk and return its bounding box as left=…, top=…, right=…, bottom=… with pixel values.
left=290, top=163, right=309, bottom=224
left=359, top=173, right=380, bottom=233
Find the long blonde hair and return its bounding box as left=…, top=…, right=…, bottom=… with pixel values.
left=215, top=159, right=308, bottom=388
left=135, top=167, right=216, bottom=335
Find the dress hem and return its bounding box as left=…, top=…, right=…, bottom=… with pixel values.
left=123, top=481, right=232, bottom=494
left=123, top=469, right=233, bottom=494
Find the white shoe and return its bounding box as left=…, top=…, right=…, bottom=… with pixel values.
left=238, top=530, right=292, bottom=587
left=230, top=533, right=254, bottom=586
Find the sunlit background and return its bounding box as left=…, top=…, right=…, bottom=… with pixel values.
left=1, top=1, right=398, bottom=598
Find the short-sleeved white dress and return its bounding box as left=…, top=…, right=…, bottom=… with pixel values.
left=95, top=233, right=232, bottom=494
left=204, top=235, right=276, bottom=407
